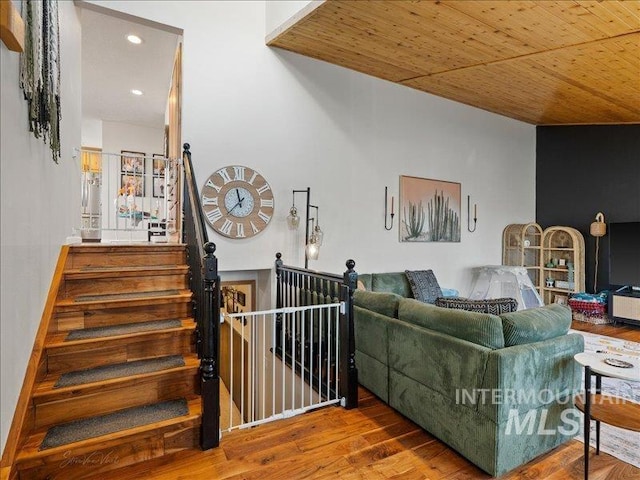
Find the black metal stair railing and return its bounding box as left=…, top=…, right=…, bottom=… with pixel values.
left=182, top=143, right=220, bottom=449
left=275, top=253, right=358, bottom=409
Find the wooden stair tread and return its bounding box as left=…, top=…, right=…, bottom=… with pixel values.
left=46, top=318, right=195, bottom=347
left=68, top=244, right=187, bottom=253
left=45, top=326, right=194, bottom=356
left=64, top=265, right=189, bottom=279
left=55, top=289, right=193, bottom=310
left=33, top=355, right=200, bottom=402
left=16, top=398, right=201, bottom=463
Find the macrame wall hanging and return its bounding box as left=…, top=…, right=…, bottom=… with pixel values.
left=19, top=0, right=61, bottom=163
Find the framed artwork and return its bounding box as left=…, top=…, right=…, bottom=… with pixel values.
left=153, top=177, right=165, bottom=198
left=220, top=280, right=255, bottom=315
left=121, top=150, right=145, bottom=174
left=236, top=291, right=246, bottom=307
left=152, top=154, right=166, bottom=176
left=121, top=174, right=144, bottom=196
left=399, top=175, right=461, bottom=242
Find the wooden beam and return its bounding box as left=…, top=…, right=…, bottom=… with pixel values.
left=0, top=0, right=24, bottom=53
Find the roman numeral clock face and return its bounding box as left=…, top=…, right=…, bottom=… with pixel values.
left=201, top=166, right=274, bottom=239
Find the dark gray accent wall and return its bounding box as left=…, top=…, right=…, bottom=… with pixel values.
left=536, top=125, right=640, bottom=293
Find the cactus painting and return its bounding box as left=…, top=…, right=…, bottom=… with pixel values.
left=404, top=201, right=426, bottom=240
left=400, top=176, right=461, bottom=242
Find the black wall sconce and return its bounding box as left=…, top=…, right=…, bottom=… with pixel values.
left=286, top=187, right=323, bottom=268
left=467, top=195, right=477, bottom=233
left=384, top=186, right=395, bottom=230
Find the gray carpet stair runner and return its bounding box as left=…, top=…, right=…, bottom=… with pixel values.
left=54, top=355, right=186, bottom=388
left=40, top=399, right=189, bottom=450
left=74, top=289, right=179, bottom=302
left=65, top=318, right=182, bottom=341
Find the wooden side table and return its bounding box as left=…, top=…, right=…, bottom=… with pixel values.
left=574, top=352, right=640, bottom=480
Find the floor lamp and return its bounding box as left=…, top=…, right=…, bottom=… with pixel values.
left=590, top=212, right=606, bottom=293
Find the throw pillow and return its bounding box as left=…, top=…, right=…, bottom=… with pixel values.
left=404, top=270, right=442, bottom=304
left=435, top=297, right=518, bottom=315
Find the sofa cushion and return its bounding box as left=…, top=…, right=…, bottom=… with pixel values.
left=404, top=270, right=442, bottom=304
left=398, top=298, right=505, bottom=349
left=371, top=272, right=414, bottom=297
left=500, top=304, right=572, bottom=347
left=435, top=297, right=518, bottom=315
left=354, top=290, right=402, bottom=318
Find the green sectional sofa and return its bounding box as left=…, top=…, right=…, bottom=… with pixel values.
left=354, top=272, right=584, bottom=477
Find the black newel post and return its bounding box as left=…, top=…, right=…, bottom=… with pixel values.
left=275, top=253, right=283, bottom=353
left=200, top=242, right=220, bottom=449
left=340, top=259, right=358, bottom=409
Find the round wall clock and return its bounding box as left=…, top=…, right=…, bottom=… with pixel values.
left=201, top=165, right=274, bottom=239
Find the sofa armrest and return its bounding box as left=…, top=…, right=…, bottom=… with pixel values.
left=354, top=305, right=390, bottom=365
left=478, top=333, right=584, bottom=423
left=354, top=290, right=402, bottom=318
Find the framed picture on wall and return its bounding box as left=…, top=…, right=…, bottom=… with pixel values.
left=121, top=174, right=144, bottom=196
left=153, top=177, right=165, bottom=198
left=152, top=154, right=166, bottom=176
left=236, top=291, right=246, bottom=307
left=399, top=175, right=461, bottom=243
left=220, top=280, right=256, bottom=315
left=121, top=150, right=145, bottom=174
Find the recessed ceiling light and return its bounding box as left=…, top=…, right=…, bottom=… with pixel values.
left=127, top=34, right=142, bottom=44
left=130, top=89, right=143, bottom=96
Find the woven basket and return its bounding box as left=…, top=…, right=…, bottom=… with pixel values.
left=569, top=298, right=611, bottom=324
left=572, top=311, right=612, bottom=325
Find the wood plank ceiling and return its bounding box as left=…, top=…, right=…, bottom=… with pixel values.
left=267, top=0, right=640, bottom=125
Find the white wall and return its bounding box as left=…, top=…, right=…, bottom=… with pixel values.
left=0, top=2, right=82, bottom=454
left=81, top=117, right=103, bottom=148
left=265, top=0, right=314, bottom=34
left=102, top=120, right=164, bottom=157
left=89, top=1, right=536, bottom=292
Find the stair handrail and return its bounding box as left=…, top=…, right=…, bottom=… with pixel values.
left=182, top=143, right=220, bottom=449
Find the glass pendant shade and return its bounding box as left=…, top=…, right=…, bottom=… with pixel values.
left=287, top=206, right=300, bottom=229
left=305, top=235, right=320, bottom=260
left=314, top=224, right=324, bottom=246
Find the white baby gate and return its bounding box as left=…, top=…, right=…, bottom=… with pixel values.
left=221, top=302, right=344, bottom=433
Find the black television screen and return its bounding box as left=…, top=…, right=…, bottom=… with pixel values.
left=608, top=222, right=640, bottom=288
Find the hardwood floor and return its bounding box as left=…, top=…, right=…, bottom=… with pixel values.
left=570, top=319, right=640, bottom=342
left=98, top=321, right=640, bottom=480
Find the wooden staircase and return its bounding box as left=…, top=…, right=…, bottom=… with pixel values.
left=9, top=244, right=202, bottom=480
